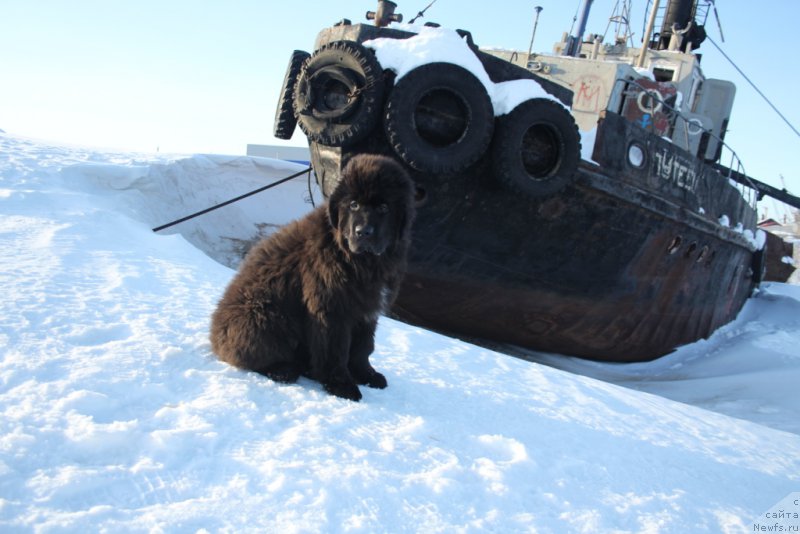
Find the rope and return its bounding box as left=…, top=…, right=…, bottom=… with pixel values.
left=706, top=35, right=800, bottom=141
left=307, top=167, right=316, bottom=208
left=152, top=166, right=312, bottom=232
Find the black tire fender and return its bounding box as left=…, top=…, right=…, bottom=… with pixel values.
left=492, top=98, right=582, bottom=197
left=384, top=62, right=494, bottom=174
left=273, top=50, right=310, bottom=140
left=293, top=41, right=384, bottom=147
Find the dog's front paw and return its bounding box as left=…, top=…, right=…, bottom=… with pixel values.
left=366, top=370, right=387, bottom=389
left=324, top=379, right=362, bottom=402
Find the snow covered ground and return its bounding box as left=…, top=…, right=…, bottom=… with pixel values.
left=1, top=132, right=799, bottom=532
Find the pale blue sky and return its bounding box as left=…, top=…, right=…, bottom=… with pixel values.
left=1, top=0, right=798, bottom=204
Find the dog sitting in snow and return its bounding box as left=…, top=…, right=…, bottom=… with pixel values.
left=210, top=154, right=415, bottom=401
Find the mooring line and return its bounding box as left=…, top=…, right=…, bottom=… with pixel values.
left=152, top=166, right=312, bottom=233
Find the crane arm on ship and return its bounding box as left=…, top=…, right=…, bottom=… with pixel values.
left=714, top=164, right=800, bottom=210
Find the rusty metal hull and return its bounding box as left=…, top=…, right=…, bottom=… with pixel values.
left=391, top=164, right=756, bottom=362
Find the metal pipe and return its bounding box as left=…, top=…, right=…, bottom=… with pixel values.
left=569, top=0, right=594, bottom=56
left=637, top=0, right=661, bottom=68
left=591, top=36, right=601, bottom=59
left=527, top=6, right=544, bottom=58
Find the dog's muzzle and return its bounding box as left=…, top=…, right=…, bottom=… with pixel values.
left=347, top=224, right=385, bottom=255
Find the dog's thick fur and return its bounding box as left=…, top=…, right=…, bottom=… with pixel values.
left=210, top=154, right=415, bottom=401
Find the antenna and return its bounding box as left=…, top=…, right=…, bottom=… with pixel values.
left=527, top=6, right=544, bottom=58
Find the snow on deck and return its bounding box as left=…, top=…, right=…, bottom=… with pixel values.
left=365, top=25, right=562, bottom=116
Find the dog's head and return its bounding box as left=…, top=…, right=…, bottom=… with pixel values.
left=328, top=154, right=415, bottom=256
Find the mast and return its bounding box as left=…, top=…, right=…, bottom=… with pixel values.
left=567, top=0, right=594, bottom=56
left=527, top=6, right=544, bottom=58
left=636, top=0, right=660, bottom=67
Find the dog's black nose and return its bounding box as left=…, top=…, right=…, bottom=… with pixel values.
left=355, top=224, right=374, bottom=237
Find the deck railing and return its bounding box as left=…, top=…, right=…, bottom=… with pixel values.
left=612, top=76, right=758, bottom=209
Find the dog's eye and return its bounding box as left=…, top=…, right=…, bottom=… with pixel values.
left=349, top=200, right=360, bottom=211
left=377, top=203, right=389, bottom=214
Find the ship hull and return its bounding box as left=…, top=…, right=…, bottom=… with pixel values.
left=310, top=132, right=757, bottom=361
left=283, top=20, right=760, bottom=362
left=392, top=163, right=755, bottom=362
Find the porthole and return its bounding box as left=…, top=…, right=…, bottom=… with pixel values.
left=627, top=143, right=646, bottom=169
left=667, top=236, right=682, bottom=255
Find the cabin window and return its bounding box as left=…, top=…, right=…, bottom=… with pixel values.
left=653, top=67, right=675, bottom=82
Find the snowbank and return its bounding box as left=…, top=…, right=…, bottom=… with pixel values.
left=1, top=133, right=799, bottom=532
left=60, top=153, right=318, bottom=269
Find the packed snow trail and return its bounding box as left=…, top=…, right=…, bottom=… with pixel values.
left=1, top=133, right=798, bottom=532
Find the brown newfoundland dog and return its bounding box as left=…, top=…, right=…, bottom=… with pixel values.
left=210, top=154, right=415, bottom=401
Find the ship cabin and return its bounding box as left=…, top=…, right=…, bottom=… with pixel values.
left=483, top=33, right=735, bottom=166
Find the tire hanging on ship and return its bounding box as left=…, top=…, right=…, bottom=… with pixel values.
left=384, top=62, right=494, bottom=174
left=492, top=98, right=582, bottom=197
left=273, top=50, right=311, bottom=140
left=293, top=40, right=384, bottom=147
